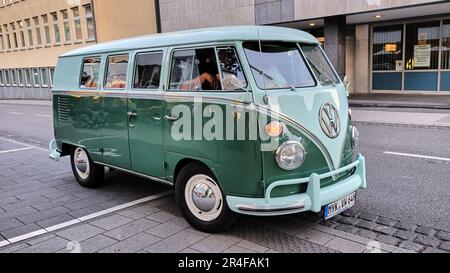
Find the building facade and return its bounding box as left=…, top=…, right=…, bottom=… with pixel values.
left=159, top=0, right=450, bottom=95
left=0, top=0, right=159, bottom=99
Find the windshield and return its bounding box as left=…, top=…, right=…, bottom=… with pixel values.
left=243, top=42, right=316, bottom=90
left=300, top=44, right=340, bottom=86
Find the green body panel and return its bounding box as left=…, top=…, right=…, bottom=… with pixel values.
left=99, top=96, right=131, bottom=169
left=164, top=92, right=263, bottom=196
left=128, top=95, right=165, bottom=178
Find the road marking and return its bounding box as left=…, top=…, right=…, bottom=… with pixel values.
left=36, top=114, right=52, bottom=118
left=0, top=136, right=47, bottom=152
left=0, top=147, right=33, bottom=155
left=384, top=151, right=450, bottom=162
left=0, top=190, right=173, bottom=248
left=9, top=112, right=23, bottom=115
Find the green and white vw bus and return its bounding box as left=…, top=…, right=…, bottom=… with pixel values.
left=49, top=26, right=366, bottom=232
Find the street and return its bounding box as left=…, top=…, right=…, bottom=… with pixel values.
left=0, top=102, right=449, bottom=253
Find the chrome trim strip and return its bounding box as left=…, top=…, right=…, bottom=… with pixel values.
left=236, top=202, right=305, bottom=212
left=95, top=162, right=174, bottom=186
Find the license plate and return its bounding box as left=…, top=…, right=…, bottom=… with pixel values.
left=324, top=192, right=356, bottom=220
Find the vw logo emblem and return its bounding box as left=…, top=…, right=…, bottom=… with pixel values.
left=319, top=103, right=341, bottom=139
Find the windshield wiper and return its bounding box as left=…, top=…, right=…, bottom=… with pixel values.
left=304, top=57, right=337, bottom=87
left=249, top=64, right=283, bottom=88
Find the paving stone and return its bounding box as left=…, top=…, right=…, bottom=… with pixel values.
left=145, top=230, right=202, bottom=253
left=17, top=206, right=70, bottom=224
left=423, top=247, right=448, bottom=253
left=104, top=219, right=159, bottom=241
left=179, top=248, right=202, bottom=253
left=0, top=218, right=23, bottom=232
left=395, top=222, right=417, bottom=232
left=236, top=240, right=269, bottom=253
left=358, top=213, right=379, bottom=222
left=27, top=234, right=57, bottom=245
left=166, top=217, right=191, bottom=229
left=56, top=224, right=104, bottom=242
left=414, top=235, right=441, bottom=248
left=376, top=217, right=398, bottom=227
left=66, top=234, right=118, bottom=253
left=399, top=241, right=425, bottom=252
left=316, top=219, right=338, bottom=228
left=146, top=222, right=186, bottom=239
left=338, top=217, right=359, bottom=226
left=90, top=215, right=133, bottom=231
left=438, top=241, right=450, bottom=252
left=415, top=226, right=435, bottom=236
left=118, top=210, right=147, bottom=220
left=146, top=211, right=176, bottom=223
left=355, top=220, right=377, bottom=230
left=295, top=227, right=334, bottom=245
left=191, top=234, right=241, bottom=253
left=36, top=214, right=77, bottom=229
left=335, top=224, right=358, bottom=234
left=324, top=237, right=366, bottom=253
left=223, top=246, right=256, bottom=253
left=68, top=205, right=104, bottom=219
left=341, top=209, right=361, bottom=218
left=0, top=242, right=29, bottom=253
left=355, top=229, right=378, bottom=240
left=16, top=237, right=69, bottom=253
left=99, top=232, right=161, bottom=253
left=394, top=230, right=417, bottom=241
left=374, top=225, right=397, bottom=236
left=436, top=231, right=450, bottom=242
left=376, top=235, right=401, bottom=246
left=1, top=223, right=42, bottom=240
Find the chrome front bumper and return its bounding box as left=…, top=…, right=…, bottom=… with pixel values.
left=49, top=139, right=61, bottom=161
left=226, top=154, right=367, bottom=216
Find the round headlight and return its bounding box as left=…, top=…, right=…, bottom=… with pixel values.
left=275, top=141, right=306, bottom=171
left=351, top=126, right=359, bottom=149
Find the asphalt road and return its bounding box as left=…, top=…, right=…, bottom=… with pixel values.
left=1, top=102, right=449, bottom=231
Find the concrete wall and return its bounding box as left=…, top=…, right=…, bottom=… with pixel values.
left=159, top=0, right=256, bottom=32
left=93, top=0, right=158, bottom=42
left=255, top=0, right=294, bottom=25
left=354, top=24, right=370, bottom=94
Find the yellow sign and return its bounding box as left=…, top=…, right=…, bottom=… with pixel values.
left=385, top=44, right=397, bottom=52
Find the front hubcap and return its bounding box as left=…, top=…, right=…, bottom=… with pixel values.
left=74, top=147, right=90, bottom=180
left=185, top=174, right=223, bottom=222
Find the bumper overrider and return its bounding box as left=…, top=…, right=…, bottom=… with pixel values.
left=226, top=154, right=367, bottom=216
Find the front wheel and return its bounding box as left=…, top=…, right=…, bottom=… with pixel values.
left=175, top=163, right=238, bottom=233
left=70, top=147, right=104, bottom=188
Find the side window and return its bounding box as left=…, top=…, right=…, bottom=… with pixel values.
left=134, top=52, right=163, bottom=90
left=217, top=47, right=247, bottom=91
left=105, top=54, right=129, bottom=89
left=80, top=57, right=100, bottom=88
left=169, top=48, right=221, bottom=91
left=0, top=70, right=4, bottom=86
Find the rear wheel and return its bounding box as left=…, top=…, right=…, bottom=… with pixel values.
left=175, top=162, right=238, bottom=233
left=70, top=147, right=104, bottom=188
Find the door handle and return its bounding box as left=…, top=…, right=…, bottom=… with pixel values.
left=164, top=115, right=179, bottom=122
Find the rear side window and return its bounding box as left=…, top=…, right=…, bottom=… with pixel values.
left=80, top=57, right=101, bottom=88
left=134, top=52, right=163, bottom=90
left=105, top=54, right=129, bottom=89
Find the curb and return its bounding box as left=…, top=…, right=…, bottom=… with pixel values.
left=349, top=101, right=450, bottom=110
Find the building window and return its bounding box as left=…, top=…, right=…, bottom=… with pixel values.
left=0, top=27, right=3, bottom=51
left=105, top=55, right=129, bottom=89
left=11, top=69, right=17, bottom=86
left=40, top=68, right=49, bottom=87
left=33, top=68, right=40, bottom=87
left=404, top=21, right=440, bottom=70
left=442, top=20, right=450, bottom=70
left=5, top=69, right=11, bottom=86
left=51, top=12, right=61, bottom=44
left=80, top=57, right=101, bottom=88
left=42, top=14, right=51, bottom=46
left=134, top=52, right=163, bottom=89
left=33, top=17, right=42, bottom=47
left=84, top=4, right=95, bottom=41
left=4, top=24, right=11, bottom=49
left=72, top=7, right=82, bottom=41
left=18, top=69, right=24, bottom=86
left=61, top=10, right=71, bottom=43
left=25, top=68, right=32, bottom=87
left=18, top=21, right=25, bottom=48
left=372, top=25, right=403, bottom=71
left=49, top=67, right=55, bottom=87
left=10, top=23, right=18, bottom=49
left=0, top=70, right=4, bottom=86
left=25, top=19, right=33, bottom=47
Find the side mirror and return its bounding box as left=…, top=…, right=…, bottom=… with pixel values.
left=343, top=76, right=351, bottom=96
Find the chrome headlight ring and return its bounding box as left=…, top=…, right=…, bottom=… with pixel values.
left=275, top=141, right=306, bottom=171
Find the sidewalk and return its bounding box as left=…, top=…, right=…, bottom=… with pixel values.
left=0, top=100, right=52, bottom=106
left=352, top=109, right=450, bottom=127
left=349, top=94, right=450, bottom=110
left=0, top=195, right=413, bottom=253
